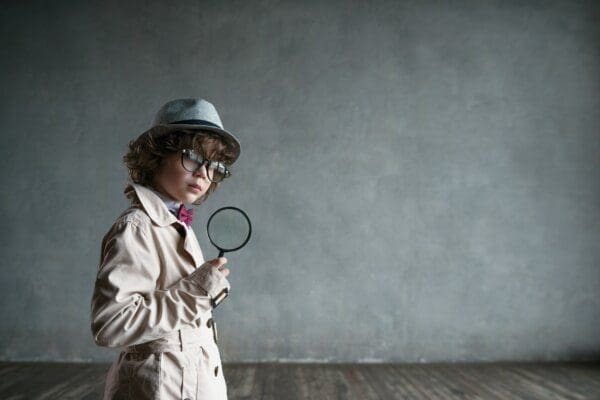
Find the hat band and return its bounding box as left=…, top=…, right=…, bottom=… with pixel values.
left=170, top=119, right=222, bottom=129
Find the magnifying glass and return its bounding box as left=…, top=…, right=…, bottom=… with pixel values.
left=206, top=206, right=252, bottom=258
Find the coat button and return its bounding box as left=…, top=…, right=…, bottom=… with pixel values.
left=214, top=365, right=219, bottom=376
left=207, top=318, right=213, bottom=328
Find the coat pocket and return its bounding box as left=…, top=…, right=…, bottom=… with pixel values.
left=160, top=351, right=189, bottom=400
left=121, top=352, right=162, bottom=400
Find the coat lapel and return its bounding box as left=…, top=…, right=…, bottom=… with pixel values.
left=124, top=181, right=204, bottom=268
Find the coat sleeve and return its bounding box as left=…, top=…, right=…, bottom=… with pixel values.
left=90, top=218, right=231, bottom=348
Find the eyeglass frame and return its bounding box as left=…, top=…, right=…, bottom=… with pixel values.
left=180, top=148, right=231, bottom=182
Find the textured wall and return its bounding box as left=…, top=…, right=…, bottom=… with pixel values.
left=0, top=0, right=598, bottom=362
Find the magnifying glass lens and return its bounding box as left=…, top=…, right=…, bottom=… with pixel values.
left=207, top=208, right=251, bottom=251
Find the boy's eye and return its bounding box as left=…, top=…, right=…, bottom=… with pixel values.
left=182, top=149, right=204, bottom=169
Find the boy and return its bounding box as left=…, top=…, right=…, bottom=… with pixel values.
left=90, top=98, right=241, bottom=400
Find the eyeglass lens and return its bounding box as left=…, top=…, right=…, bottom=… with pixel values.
left=181, top=150, right=228, bottom=182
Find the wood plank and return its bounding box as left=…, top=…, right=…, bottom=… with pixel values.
left=0, top=361, right=598, bottom=399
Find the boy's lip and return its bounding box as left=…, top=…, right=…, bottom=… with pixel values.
left=189, top=183, right=202, bottom=191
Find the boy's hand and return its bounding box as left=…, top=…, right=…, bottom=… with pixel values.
left=207, top=257, right=229, bottom=277
left=186, top=257, right=231, bottom=307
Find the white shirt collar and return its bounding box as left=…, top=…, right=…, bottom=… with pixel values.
left=148, top=187, right=188, bottom=214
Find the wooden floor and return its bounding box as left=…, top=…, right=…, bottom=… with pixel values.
left=0, top=361, right=599, bottom=399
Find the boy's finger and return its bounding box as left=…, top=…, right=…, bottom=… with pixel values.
left=208, top=257, right=227, bottom=267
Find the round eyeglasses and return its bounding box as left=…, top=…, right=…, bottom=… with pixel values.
left=181, top=149, right=231, bottom=183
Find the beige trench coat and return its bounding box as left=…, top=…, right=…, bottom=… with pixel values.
left=90, top=182, right=231, bottom=400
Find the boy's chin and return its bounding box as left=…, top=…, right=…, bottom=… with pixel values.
left=182, top=194, right=201, bottom=204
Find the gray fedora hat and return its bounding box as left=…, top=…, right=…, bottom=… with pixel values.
left=140, top=98, right=241, bottom=163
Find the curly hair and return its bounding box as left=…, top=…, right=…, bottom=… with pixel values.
left=123, top=127, right=237, bottom=206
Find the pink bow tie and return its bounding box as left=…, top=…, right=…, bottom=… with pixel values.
left=176, top=204, right=194, bottom=227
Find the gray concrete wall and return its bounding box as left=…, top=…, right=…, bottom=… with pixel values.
left=0, top=0, right=598, bottom=363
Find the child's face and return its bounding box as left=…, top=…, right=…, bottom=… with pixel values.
left=152, top=149, right=213, bottom=205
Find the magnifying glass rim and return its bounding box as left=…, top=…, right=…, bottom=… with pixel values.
left=206, top=206, right=252, bottom=253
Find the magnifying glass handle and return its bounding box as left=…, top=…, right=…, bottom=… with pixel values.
left=218, top=250, right=225, bottom=258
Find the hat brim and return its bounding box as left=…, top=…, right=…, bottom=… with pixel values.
left=141, top=124, right=241, bottom=164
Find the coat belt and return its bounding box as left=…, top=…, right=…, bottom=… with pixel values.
left=123, top=317, right=216, bottom=353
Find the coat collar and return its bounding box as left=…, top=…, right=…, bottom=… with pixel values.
left=124, top=181, right=181, bottom=227
left=152, top=188, right=185, bottom=215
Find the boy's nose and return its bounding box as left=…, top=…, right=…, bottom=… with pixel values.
left=194, top=163, right=209, bottom=179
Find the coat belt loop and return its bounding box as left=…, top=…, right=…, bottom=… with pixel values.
left=178, top=329, right=184, bottom=352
